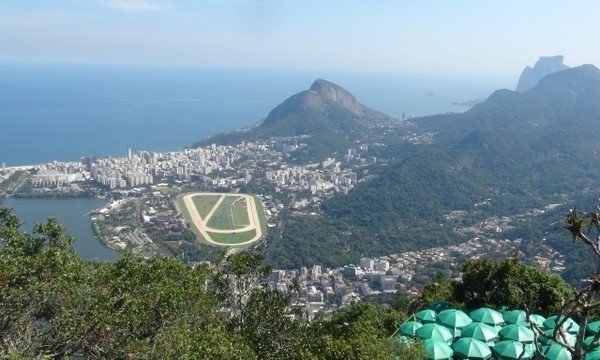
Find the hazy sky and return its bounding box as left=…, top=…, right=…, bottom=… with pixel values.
left=1, top=0, right=598, bottom=76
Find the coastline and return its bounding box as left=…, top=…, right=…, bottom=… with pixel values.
left=4, top=164, right=37, bottom=171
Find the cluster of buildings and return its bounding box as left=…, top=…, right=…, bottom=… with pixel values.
left=265, top=156, right=358, bottom=198
left=14, top=136, right=380, bottom=218
left=261, top=146, right=377, bottom=212
left=266, top=231, right=565, bottom=321
left=22, top=139, right=292, bottom=191
left=27, top=161, right=89, bottom=187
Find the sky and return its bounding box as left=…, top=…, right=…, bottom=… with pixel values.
left=1, top=0, right=599, bottom=77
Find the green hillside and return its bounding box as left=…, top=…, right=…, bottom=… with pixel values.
left=264, top=65, right=600, bottom=275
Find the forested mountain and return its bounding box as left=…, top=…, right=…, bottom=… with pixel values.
left=264, top=65, right=600, bottom=272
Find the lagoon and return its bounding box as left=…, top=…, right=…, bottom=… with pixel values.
left=0, top=196, right=119, bottom=261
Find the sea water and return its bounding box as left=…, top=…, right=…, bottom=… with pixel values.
left=0, top=63, right=512, bottom=166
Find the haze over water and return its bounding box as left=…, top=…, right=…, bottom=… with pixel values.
left=0, top=63, right=511, bottom=166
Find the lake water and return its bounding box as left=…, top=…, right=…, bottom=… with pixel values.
left=0, top=197, right=119, bottom=261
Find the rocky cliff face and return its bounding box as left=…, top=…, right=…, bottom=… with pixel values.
left=515, top=55, right=570, bottom=92
left=261, top=79, right=368, bottom=126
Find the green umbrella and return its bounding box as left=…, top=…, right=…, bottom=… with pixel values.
left=429, top=301, right=455, bottom=313
left=586, top=348, right=600, bottom=360
left=395, top=335, right=412, bottom=345
left=585, top=335, right=600, bottom=350
left=542, top=343, right=572, bottom=360
left=525, top=343, right=536, bottom=356
left=461, top=322, right=499, bottom=344
left=543, top=316, right=580, bottom=334
left=452, top=337, right=492, bottom=359
left=400, top=321, right=423, bottom=337
left=470, top=307, right=505, bottom=326
left=543, top=329, right=576, bottom=347
left=504, top=310, right=527, bottom=325
left=424, top=339, right=454, bottom=360
left=437, top=309, right=473, bottom=329
left=587, top=321, right=600, bottom=335
left=417, top=309, right=438, bottom=324
left=528, top=314, right=547, bottom=327
left=492, top=340, right=533, bottom=360
left=539, top=335, right=553, bottom=346
left=499, top=324, right=535, bottom=343
left=416, top=323, right=454, bottom=344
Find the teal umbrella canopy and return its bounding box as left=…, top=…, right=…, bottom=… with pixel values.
left=437, top=309, right=473, bottom=329
left=543, top=316, right=580, bottom=334
left=400, top=321, right=423, bottom=337
left=417, top=309, right=438, bottom=324
left=470, top=307, right=505, bottom=326
left=395, top=335, right=412, bottom=345
left=528, top=314, right=547, bottom=327
left=542, top=343, right=572, bottom=360
left=543, top=329, right=576, bottom=347
left=539, top=334, right=554, bottom=346
left=499, top=324, right=535, bottom=343
left=586, top=348, right=600, bottom=360
left=452, top=337, right=492, bottom=359
left=588, top=321, right=600, bottom=335
left=493, top=324, right=504, bottom=333
left=416, top=323, right=454, bottom=344
left=504, top=310, right=527, bottom=325
left=461, top=322, right=499, bottom=344
left=585, top=335, right=600, bottom=350
left=492, top=340, right=533, bottom=360
left=424, top=339, right=454, bottom=360
left=429, top=301, right=455, bottom=313
left=524, top=343, right=536, bottom=356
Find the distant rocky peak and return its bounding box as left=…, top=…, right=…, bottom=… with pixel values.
left=515, top=55, right=570, bottom=92
left=309, top=79, right=363, bottom=115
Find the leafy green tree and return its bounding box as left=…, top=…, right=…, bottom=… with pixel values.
left=0, top=208, right=87, bottom=357
left=211, top=252, right=272, bottom=331
left=240, top=287, right=311, bottom=359
left=0, top=208, right=246, bottom=358
left=417, top=271, right=457, bottom=310
left=0, top=208, right=431, bottom=359
left=308, top=302, right=425, bottom=360
left=452, top=256, right=571, bottom=314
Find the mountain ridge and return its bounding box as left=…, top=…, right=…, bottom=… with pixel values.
left=264, top=63, right=600, bottom=278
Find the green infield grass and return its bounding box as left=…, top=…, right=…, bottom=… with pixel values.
left=206, top=196, right=247, bottom=230
left=191, top=194, right=222, bottom=220
left=207, top=230, right=256, bottom=244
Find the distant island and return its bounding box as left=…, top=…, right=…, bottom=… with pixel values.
left=451, top=98, right=485, bottom=107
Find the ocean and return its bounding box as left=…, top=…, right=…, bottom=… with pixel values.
left=0, top=63, right=513, bottom=166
